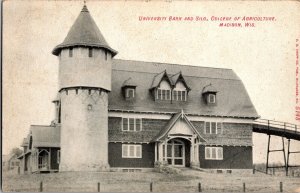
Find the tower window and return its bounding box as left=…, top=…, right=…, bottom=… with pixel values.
left=105, top=51, right=107, bottom=60
left=69, top=48, right=73, bottom=57
left=88, top=48, right=93, bottom=57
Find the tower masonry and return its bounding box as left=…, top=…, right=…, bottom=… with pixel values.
left=52, top=5, right=117, bottom=171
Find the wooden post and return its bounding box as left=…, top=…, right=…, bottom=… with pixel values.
left=97, top=182, right=100, bottom=192
left=280, top=182, right=283, bottom=192
left=39, top=181, right=43, bottom=192
left=150, top=182, right=153, bottom=192
left=282, top=137, right=287, bottom=176
left=266, top=135, right=271, bottom=174
left=198, top=182, right=202, bottom=192
left=286, top=139, right=290, bottom=176
left=243, top=183, right=246, bottom=192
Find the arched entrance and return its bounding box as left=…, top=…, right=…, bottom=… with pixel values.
left=165, top=138, right=191, bottom=167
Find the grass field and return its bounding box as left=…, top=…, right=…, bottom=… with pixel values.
left=2, top=169, right=300, bottom=192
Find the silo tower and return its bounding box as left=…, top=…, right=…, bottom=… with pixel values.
left=52, top=4, right=117, bottom=171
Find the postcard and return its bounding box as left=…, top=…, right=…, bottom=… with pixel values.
left=2, top=0, right=300, bottom=192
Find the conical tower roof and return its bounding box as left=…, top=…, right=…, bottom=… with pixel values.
left=52, top=5, right=117, bottom=56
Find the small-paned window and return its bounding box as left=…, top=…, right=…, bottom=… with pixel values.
left=204, top=122, right=222, bottom=134
left=88, top=48, right=93, bottom=57
left=125, top=88, right=135, bottom=98
left=156, top=89, right=171, bottom=101
left=122, top=118, right=142, bottom=131
left=69, top=48, right=73, bottom=57
left=208, top=94, right=216, bottom=103
left=205, top=147, right=223, bottom=160
left=172, top=90, right=187, bottom=101
left=122, top=144, right=142, bottom=158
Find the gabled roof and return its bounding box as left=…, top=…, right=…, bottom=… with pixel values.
left=109, top=59, right=259, bottom=118
left=150, top=70, right=173, bottom=89
left=170, top=72, right=191, bottom=91
left=30, top=125, right=60, bottom=148
left=52, top=5, right=117, bottom=56
left=152, top=111, right=206, bottom=142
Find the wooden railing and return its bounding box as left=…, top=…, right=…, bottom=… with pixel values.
left=254, top=119, right=300, bottom=133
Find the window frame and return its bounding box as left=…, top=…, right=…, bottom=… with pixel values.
left=172, top=90, right=187, bottom=101
left=125, top=88, right=135, bottom=98
left=205, top=147, right=223, bottom=160
left=69, top=48, right=73, bottom=57
left=157, top=89, right=171, bottom=101
left=208, top=94, right=216, bottom=104
left=122, top=118, right=142, bottom=131
left=204, top=122, right=222, bottom=134
left=122, top=144, right=142, bottom=158
left=88, top=48, right=93, bottom=57
left=57, top=150, right=60, bottom=164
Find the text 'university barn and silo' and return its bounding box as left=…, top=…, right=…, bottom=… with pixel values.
left=139, top=16, right=276, bottom=27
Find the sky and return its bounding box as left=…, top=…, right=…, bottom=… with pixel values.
left=3, top=0, right=300, bottom=164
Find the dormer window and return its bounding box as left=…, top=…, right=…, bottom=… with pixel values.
left=122, top=78, right=137, bottom=100
left=202, top=84, right=218, bottom=105
left=173, top=90, right=186, bottom=101
left=156, top=79, right=172, bottom=101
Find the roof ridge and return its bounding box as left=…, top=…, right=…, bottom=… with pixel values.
left=112, top=69, right=241, bottom=81
left=113, top=59, right=234, bottom=71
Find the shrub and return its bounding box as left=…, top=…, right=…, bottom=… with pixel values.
left=154, top=161, right=181, bottom=174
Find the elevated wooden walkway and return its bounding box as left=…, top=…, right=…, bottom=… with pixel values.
left=253, top=119, right=300, bottom=140
left=252, top=119, right=300, bottom=175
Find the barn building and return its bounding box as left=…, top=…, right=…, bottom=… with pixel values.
left=17, top=5, right=259, bottom=174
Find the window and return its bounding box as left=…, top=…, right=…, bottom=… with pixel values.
left=105, top=51, right=108, bottom=60
left=122, top=144, right=142, bottom=158
left=88, top=48, right=93, bottom=57
left=57, top=150, right=60, bottom=164
left=125, top=88, right=135, bottom=98
left=205, top=122, right=222, bottom=134
left=205, top=147, right=223, bottom=160
left=69, top=48, right=73, bottom=57
left=122, top=118, right=142, bottom=131
left=172, top=90, right=187, bottom=101
left=208, top=94, right=216, bottom=103
left=156, top=89, right=171, bottom=100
